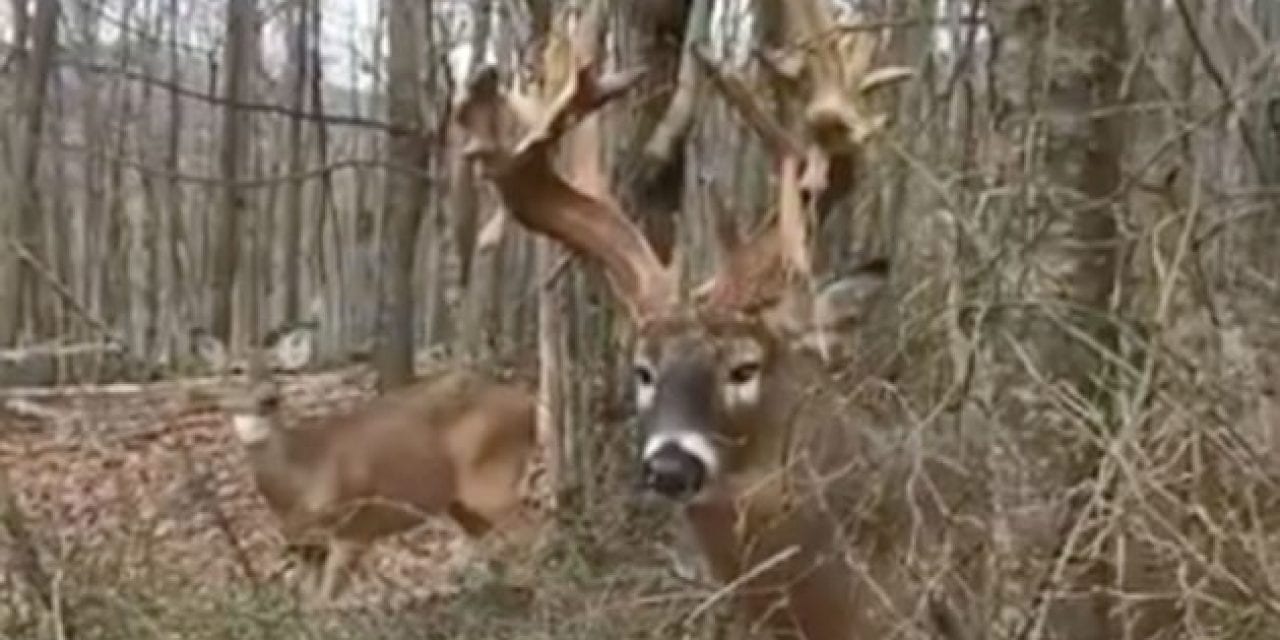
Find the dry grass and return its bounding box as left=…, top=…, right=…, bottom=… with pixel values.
left=1, top=506, right=717, bottom=640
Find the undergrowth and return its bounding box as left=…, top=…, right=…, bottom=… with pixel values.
left=1, top=499, right=726, bottom=640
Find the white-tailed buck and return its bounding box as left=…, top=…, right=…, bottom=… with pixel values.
left=455, top=4, right=986, bottom=638
left=193, top=327, right=539, bottom=602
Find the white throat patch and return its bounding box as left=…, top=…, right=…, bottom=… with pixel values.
left=231, top=414, right=272, bottom=445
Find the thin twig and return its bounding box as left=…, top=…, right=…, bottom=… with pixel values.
left=5, top=238, right=131, bottom=356
left=681, top=545, right=799, bottom=627
left=1171, top=0, right=1263, bottom=170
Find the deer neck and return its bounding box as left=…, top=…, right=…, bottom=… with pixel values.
left=682, top=477, right=860, bottom=638
left=681, top=346, right=864, bottom=627
left=238, top=419, right=310, bottom=514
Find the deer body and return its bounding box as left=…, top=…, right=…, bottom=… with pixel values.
left=196, top=331, right=538, bottom=601
left=252, top=370, right=534, bottom=539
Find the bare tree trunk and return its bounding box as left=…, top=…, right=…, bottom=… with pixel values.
left=1247, top=0, right=1280, bottom=277
left=137, top=46, right=162, bottom=368
left=210, top=0, right=255, bottom=344
left=1, top=0, right=59, bottom=347
left=282, top=0, right=310, bottom=323
left=453, top=0, right=493, bottom=358
left=527, top=0, right=563, bottom=501
left=103, top=56, right=132, bottom=358
left=420, top=4, right=453, bottom=350
left=164, top=0, right=189, bottom=360
left=452, top=0, right=491, bottom=294
left=992, top=0, right=1125, bottom=377
left=591, top=0, right=708, bottom=482
left=990, top=1, right=1129, bottom=637
left=374, top=0, right=429, bottom=389
left=461, top=0, right=512, bottom=359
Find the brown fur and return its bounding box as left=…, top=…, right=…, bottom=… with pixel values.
left=249, top=369, right=536, bottom=545
left=637, top=317, right=986, bottom=639
left=195, top=330, right=539, bottom=602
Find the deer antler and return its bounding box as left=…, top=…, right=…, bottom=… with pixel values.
left=691, top=1, right=911, bottom=316
left=694, top=157, right=812, bottom=315
left=775, top=0, right=913, bottom=153
left=456, top=14, right=674, bottom=321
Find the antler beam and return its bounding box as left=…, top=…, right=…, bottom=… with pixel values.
left=456, top=18, right=674, bottom=321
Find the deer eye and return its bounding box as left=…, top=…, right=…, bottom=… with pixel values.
left=259, top=394, right=281, bottom=412
left=633, top=363, right=656, bottom=387
left=727, top=361, right=761, bottom=385
left=228, top=363, right=247, bottom=375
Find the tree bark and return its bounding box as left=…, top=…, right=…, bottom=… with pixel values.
left=165, top=0, right=189, bottom=362
left=451, top=0, right=491, bottom=292
left=618, top=0, right=699, bottom=264
left=0, top=0, right=60, bottom=347
left=210, top=0, right=255, bottom=343
left=374, top=0, right=429, bottom=389
left=990, top=1, right=1130, bottom=637
left=282, top=0, right=310, bottom=323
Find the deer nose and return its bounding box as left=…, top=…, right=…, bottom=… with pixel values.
left=642, top=443, right=706, bottom=499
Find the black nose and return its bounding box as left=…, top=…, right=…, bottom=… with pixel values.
left=642, top=443, right=706, bottom=499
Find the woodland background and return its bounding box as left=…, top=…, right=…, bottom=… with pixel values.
left=4, top=0, right=1280, bottom=638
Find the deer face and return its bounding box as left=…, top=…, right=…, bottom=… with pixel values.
left=634, top=261, right=886, bottom=501
left=193, top=324, right=316, bottom=446
left=635, top=316, right=777, bottom=499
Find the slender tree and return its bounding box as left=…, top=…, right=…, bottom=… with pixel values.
left=374, top=0, right=430, bottom=388
left=209, top=0, right=256, bottom=343
left=1, top=0, right=60, bottom=347
left=990, top=1, right=1132, bottom=636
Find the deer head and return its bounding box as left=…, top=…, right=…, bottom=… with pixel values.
left=192, top=325, right=316, bottom=445
left=456, top=52, right=890, bottom=506
left=631, top=212, right=888, bottom=502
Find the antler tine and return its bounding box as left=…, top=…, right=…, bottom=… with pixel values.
left=457, top=51, right=674, bottom=321
left=691, top=50, right=808, bottom=313
left=692, top=2, right=913, bottom=317
left=693, top=159, right=812, bottom=314
left=784, top=0, right=914, bottom=153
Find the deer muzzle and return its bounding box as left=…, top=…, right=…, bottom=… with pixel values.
left=642, top=440, right=708, bottom=499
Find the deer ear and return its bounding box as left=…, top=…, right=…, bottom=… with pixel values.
left=814, top=258, right=889, bottom=326
left=193, top=331, right=230, bottom=371
left=268, top=325, right=315, bottom=372
left=798, top=258, right=889, bottom=361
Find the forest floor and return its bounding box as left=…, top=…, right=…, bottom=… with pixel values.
left=0, top=369, right=712, bottom=639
